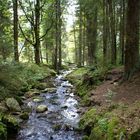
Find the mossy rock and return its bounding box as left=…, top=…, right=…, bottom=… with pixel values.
left=6, top=98, right=21, bottom=112
left=33, top=96, right=44, bottom=103
left=20, top=112, right=29, bottom=120
left=79, top=108, right=97, bottom=130
left=35, top=83, right=48, bottom=90
left=42, top=88, right=57, bottom=93
left=0, top=122, right=7, bottom=140
left=82, top=135, right=89, bottom=140
left=35, top=82, right=55, bottom=90
left=2, top=115, right=19, bottom=134
left=25, top=90, right=40, bottom=98
left=36, top=105, right=48, bottom=113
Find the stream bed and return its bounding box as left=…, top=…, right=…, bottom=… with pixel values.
left=17, top=71, right=82, bottom=140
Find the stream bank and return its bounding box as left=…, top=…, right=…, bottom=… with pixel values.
left=16, top=70, right=83, bottom=140
left=66, top=67, right=140, bottom=140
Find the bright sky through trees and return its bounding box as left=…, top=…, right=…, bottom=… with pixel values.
left=65, top=0, right=77, bottom=31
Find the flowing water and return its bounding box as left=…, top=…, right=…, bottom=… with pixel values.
left=17, top=71, right=82, bottom=140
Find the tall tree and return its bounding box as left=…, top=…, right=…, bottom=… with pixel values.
left=78, top=3, right=82, bottom=67
left=13, top=0, right=19, bottom=62
left=58, top=0, right=62, bottom=70
left=119, top=0, right=125, bottom=64
left=0, top=0, right=12, bottom=61
left=125, top=0, right=140, bottom=78
left=34, top=0, right=41, bottom=64
left=54, top=0, right=59, bottom=70
left=86, top=6, right=98, bottom=66
left=19, top=0, right=53, bottom=64
left=108, top=0, right=116, bottom=65
left=103, top=0, right=108, bottom=65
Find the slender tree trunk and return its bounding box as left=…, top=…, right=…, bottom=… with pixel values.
left=78, top=7, right=82, bottom=67
left=58, top=0, right=62, bottom=70
left=54, top=0, right=59, bottom=71
left=82, top=13, right=86, bottom=66
left=45, top=43, right=49, bottom=64
left=13, top=0, right=19, bottom=62
left=120, top=0, right=125, bottom=64
left=2, top=47, right=6, bottom=61
left=103, top=0, right=107, bottom=65
left=34, top=0, right=41, bottom=64
left=108, top=0, right=116, bottom=65
left=125, top=0, right=140, bottom=78
left=73, top=23, right=78, bottom=64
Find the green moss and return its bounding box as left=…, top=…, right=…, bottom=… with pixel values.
left=107, top=117, right=119, bottom=140
left=79, top=104, right=131, bottom=140
left=67, top=67, right=107, bottom=99
left=0, top=63, right=55, bottom=101
left=90, top=126, right=106, bottom=140
left=79, top=108, right=98, bottom=134
left=0, top=122, right=7, bottom=140
left=2, top=115, right=19, bottom=133
left=20, top=112, right=29, bottom=120
left=80, top=95, right=91, bottom=106
left=66, top=67, right=89, bottom=84
left=82, top=135, right=89, bottom=140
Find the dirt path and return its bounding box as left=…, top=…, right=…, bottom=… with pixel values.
left=90, top=67, right=140, bottom=105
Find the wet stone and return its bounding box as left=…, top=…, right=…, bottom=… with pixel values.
left=17, top=70, right=83, bottom=140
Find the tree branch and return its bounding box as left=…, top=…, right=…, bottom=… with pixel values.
left=19, top=23, right=34, bottom=46
left=39, top=19, right=54, bottom=41
left=19, top=0, right=34, bottom=26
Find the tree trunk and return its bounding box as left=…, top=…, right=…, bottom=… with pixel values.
left=108, top=0, right=116, bottom=65
left=82, top=13, right=86, bottom=66
left=73, top=22, right=78, bottom=64
left=13, top=0, right=19, bottom=62
left=87, top=8, right=98, bottom=66
left=103, top=0, right=107, bottom=65
left=78, top=6, right=82, bottom=67
left=125, top=0, right=140, bottom=78
left=54, top=0, right=59, bottom=71
left=58, top=0, right=62, bottom=70
left=34, top=0, right=41, bottom=65
left=45, top=43, right=49, bottom=64
left=120, top=0, right=125, bottom=64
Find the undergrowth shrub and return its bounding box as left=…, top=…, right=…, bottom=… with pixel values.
left=0, top=62, right=55, bottom=101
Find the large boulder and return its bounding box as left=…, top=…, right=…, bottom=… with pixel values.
left=6, top=98, right=21, bottom=112
left=36, top=105, right=48, bottom=113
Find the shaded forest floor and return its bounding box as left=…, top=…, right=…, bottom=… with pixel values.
left=91, top=67, right=140, bottom=105
left=67, top=67, right=140, bottom=140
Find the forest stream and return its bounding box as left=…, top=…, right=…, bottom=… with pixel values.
left=16, top=70, right=82, bottom=140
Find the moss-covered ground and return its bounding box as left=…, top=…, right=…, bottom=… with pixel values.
left=67, top=67, right=140, bottom=140
left=0, top=62, right=56, bottom=139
